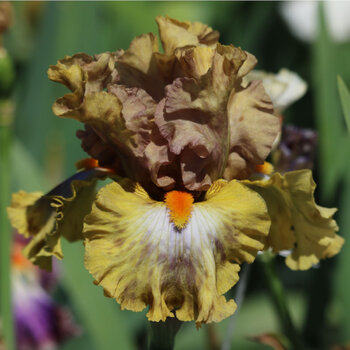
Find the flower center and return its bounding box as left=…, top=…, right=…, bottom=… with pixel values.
left=255, top=161, right=274, bottom=175
left=76, top=157, right=100, bottom=170
left=164, top=191, right=194, bottom=229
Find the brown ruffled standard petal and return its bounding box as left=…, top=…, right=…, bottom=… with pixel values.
left=48, top=52, right=117, bottom=119
left=243, top=68, right=307, bottom=113
left=49, top=17, right=279, bottom=195
left=49, top=51, right=169, bottom=196
left=82, top=86, right=166, bottom=196
left=224, top=80, right=280, bottom=180
left=244, top=170, right=344, bottom=270
left=116, top=33, right=165, bottom=101
left=59, top=74, right=167, bottom=198
left=143, top=125, right=176, bottom=192
left=76, top=125, right=122, bottom=172
left=156, top=16, right=219, bottom=55
left=107, top=85, right=156, bottom=158
left=174, top=46, right=214, bottom=79
left=154, top=44, right=275, bottom=191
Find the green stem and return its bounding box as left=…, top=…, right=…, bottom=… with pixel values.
left=221, top=263, right=251, bottom=350
left=206, top=324, right=220, bottom=350
left=259, top=252, right=305, bottom=350
left=148, top=319, right=182, bottom=350
left=0, top=100, right=15, bottom=350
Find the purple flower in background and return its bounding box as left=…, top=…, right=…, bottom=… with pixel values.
left=11, top=234, right=80, bottom=350
left=272, top=125, right=317, bottom=173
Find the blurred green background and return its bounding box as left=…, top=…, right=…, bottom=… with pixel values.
left=1, top=2, right=350, bottom=349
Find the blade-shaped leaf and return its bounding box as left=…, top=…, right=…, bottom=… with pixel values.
left=312, top=3, right=344, bottom=200
left=61, top=241, right=134, bottom=350
left=0, top=104, right=15, bottom=350
left=337, top=75, right=350, bottom=134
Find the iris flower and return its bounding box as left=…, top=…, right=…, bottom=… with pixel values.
left=272, top=125, right=317, bottom=173
left=8, top=16, right=343, bottom=326
left=11, top=234, right=80, bottom=350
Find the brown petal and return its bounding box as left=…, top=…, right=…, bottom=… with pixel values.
left=116, top=33, right=165, bottom=100
left=79, top=86, right=167, bottom=198
left=48, top=52, right=117, bottom=118
left=174, top=46, right=215, bottom=79
left=76, top=125, right=122, bottom=172
left=155, top=78, right=227, bottom=191
left=154, top=45, right=251, bottom=191
left=224, top=80, right=280, bottom=180
left=156, top=16, right=219, bottom=55
left=143, top=125, right=177, bottom=191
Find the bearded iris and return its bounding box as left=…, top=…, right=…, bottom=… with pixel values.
left=7, top=16, right=343, bottom=326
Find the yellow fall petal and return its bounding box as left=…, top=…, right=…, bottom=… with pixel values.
left=7, top=191, right=51, bottom=238
left=7, top=176, right=98, bottom=270
left=7, top=191, right=59, bottom=270
left=84, top=179, right=270, bottom=325
left=50, top=179, right=98, bottom=242
left=22, top=227, right=62, bottom=272
left=244, top=170, right=344, bottom=270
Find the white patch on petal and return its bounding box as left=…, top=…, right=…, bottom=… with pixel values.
left=135, top=205, right=218, bottom=267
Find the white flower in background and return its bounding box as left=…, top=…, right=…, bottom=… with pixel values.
left=280, top=1, right=350, bottom=43
left=243, top=68, right=307, bottom=113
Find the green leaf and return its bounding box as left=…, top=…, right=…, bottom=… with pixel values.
left=311, top=3, right=345, bottom=201
left=61, top=240, right=134, bottom=350
left=335, top=162, right=350, bottom=342
left=13, top=2, right=112, bottom=178
left=11, top=138, right=47, bottom=192
left=337, top=75, right=350, bottom=134
left=0, top=101, right=15, bottom=350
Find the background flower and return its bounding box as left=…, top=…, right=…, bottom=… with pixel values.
left=243, top=68, right=307, bottom=114
left=272, top=125, right=317, bottom=173
left=11, top=234, right=80, bottom=350
left=280, top=1, right=350, bottom=43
